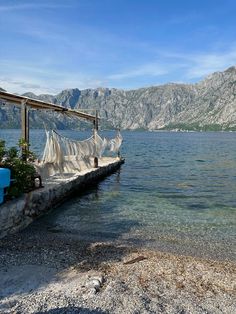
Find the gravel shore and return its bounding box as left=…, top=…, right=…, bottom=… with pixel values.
left=0, top=224, right=235, bottom=314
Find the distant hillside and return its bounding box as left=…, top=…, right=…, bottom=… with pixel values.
left=1, top=66, right=236, bottom=130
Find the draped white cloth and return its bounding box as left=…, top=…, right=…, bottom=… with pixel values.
left=37, top=130, right=123, bottom=178
left=109, top=131, right=123, bottom=153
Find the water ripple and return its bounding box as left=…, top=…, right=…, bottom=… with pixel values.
left=1, top=130, right=236, bottom=261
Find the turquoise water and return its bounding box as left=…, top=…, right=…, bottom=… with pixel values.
left=1, top=129, right=236, bottom=260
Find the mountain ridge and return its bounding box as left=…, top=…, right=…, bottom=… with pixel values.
left=1, top=66, right=236, bottom=130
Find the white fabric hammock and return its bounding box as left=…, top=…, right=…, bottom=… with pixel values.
left=36, top=130, right=123, bottom=178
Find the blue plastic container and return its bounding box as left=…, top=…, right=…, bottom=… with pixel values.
left=0, top=168, right=11, bottom=204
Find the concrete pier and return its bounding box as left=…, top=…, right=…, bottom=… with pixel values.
left=0, top=157, right=124, bottom=239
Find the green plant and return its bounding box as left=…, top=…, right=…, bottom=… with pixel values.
left=0, top=139, right=37, bottom=198
left=0, top=140, right=6, bottom=160
left=18, top=138, right=36, bottom=161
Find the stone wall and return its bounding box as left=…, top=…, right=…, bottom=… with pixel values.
left=0, top=159, right=124, bottom=239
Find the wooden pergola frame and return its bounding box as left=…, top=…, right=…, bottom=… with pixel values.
left=0, top=90, right=99, bottom=166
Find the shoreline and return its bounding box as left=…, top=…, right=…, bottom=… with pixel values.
left=0, top=226, right=235, bottom=314
left=0, top=157, right=124, bottom=239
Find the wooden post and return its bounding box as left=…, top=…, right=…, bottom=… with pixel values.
left=94, top=110, right=99, bottom=168
left=117, top=128, right=121, bottom=159
left=21, top=100, right=29, bottom=160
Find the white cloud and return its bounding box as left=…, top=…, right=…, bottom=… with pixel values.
left=0, top=76, right=58, bottom=95
left=162, top=46, right=236, bottom=79
left=2, top=36, right=236, bottom=94
left=185, top=50, right=236, bottom=79
left=0, top=71, right=107, bottom=95
left=108, top=63, right=168, bottom=80
left=107, top=46, right=236, bottom=85
left=0, top=2, right=74, bottom=12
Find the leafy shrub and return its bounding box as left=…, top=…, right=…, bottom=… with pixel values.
left=0, top=139, right=37, bottom=198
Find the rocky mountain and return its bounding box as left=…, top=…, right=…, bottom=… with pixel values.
left=1, top=66, right=236, bottom=130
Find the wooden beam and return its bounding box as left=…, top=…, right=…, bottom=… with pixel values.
left=0, top=90, right=98, bottom=122
left=21, top=100, right=29, bottom=160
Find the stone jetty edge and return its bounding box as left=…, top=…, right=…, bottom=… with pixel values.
left=0, top=158, right=125, bottom=239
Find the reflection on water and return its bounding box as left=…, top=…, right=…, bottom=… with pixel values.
left=1, top=129, right=236, bottom=260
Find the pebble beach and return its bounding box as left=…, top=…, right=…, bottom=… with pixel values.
left=0, top=224, right=235, bottom=314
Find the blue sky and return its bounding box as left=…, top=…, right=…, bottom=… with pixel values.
left=1, top=0, right=236, bottom=94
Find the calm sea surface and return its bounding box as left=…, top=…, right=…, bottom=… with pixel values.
left=1, top=129, right=236, bottom=261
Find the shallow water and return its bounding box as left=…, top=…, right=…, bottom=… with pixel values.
left=1, top=129, right=236, bottom=261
